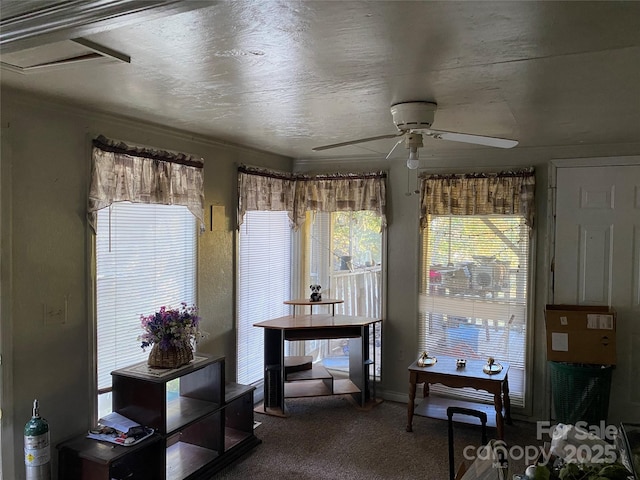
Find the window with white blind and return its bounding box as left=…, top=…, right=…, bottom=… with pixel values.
left=237, top=210, right=293, bottom=385
left=419, top=214, right=529, bottom=407
left=95, top=202, right=196, bottom=418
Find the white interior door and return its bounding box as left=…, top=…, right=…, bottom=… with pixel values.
left=554, top=162, right=640, bottom=424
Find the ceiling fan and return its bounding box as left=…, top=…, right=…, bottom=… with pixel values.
left=312, top=102, right=518, bottom=169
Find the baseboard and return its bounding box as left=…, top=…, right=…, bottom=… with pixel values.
left=378, top=388, right=410, bottom=404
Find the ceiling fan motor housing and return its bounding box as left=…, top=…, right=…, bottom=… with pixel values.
left=390, top=102, right=437, bottom=131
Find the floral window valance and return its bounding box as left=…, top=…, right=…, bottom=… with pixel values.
left=88, top=135, right=205, bottom=232
left=237, top=165, right=387, bottom=229
left=419, top=168, right=535, bottom=229
left=237, top=165, right=296, bottom=225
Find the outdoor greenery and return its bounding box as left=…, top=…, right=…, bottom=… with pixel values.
left=426, top=215, right=528, bottom=300
left=331, top=211, right=382, bottom=270
left=428, top=215, right=526, bottom=269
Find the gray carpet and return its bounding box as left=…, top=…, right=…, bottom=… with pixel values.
left=214, top=395, right=541, bottom=479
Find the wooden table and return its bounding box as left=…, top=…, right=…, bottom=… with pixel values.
left=254, top=314, right=381, bottom=415
left=406, top=356, right=512, bottom=439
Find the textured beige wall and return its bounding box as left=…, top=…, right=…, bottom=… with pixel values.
left=0, top=89, right=291, bottom=479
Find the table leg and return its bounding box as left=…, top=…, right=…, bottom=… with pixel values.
left=503, top=375, right=512, bottom=424
left=494, top=391, right=504, bottom=440
left=407, top=373, right=417, bottom=432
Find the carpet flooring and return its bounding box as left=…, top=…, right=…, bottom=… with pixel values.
left=213, top=395, right=542, bottom=479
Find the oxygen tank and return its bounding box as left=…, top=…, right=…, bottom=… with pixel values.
left=24, top=399, right=51, bottom=480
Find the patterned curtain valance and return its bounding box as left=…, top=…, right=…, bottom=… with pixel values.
left=293, top=172, right=387, bottom=228
left=237, top=166, right=387, bottom=229
left=419, top=168, right=536, bottom=229
left=88, top=135, right=205, bottom=232
left=237, top=165, right=296, bottom=227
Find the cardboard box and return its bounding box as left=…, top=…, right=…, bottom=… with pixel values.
left=544, top=304, right=616, bottom=365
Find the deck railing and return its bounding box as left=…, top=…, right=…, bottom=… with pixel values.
left=330, top=266, right=382, bottom=319
left=304, top=266, right=382, bottom=375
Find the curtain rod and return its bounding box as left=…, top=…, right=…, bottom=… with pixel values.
left=93, top=135, right=204, bottom=168
left=419, top=167, right=534, bottom=180
left=238, top=164, right=386, bottom=180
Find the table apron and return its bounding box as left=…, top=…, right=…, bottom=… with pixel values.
left=411, top=372, right=504, bottom=396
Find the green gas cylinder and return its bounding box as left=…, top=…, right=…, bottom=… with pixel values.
left=24, top=399, right=51, bottom=480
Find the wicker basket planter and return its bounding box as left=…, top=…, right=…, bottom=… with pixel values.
left=148, top=342, right=193, bottom=369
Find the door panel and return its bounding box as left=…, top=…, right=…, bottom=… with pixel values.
left=554, top=164, right=640, bottom=424
left=578, top=224, right=612, bottom=304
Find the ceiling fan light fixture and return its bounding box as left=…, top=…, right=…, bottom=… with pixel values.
left=406, top=146, right=420, bottom=169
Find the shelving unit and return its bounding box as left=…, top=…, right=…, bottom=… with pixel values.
left=283, top=298, right=344, bottom=316
left=57, top=354, right=260, bottom=480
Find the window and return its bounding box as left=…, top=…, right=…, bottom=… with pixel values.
left=237, top=210, right=293, bottom=385
left=303, top=211, right=383, bottom=374
left=235, top=166, right=387, bottom=385
left=95, top=202, right=196, bottom=417
left=419, top=214, right=529, bottom=406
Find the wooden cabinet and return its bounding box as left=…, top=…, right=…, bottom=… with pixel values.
left=58, top=354, right=260, bottom=480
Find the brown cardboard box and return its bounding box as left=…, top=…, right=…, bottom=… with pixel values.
left=544, top=304, right=616, bottom=365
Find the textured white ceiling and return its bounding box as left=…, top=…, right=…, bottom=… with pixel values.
left=2, top=1, right=640, bottom=160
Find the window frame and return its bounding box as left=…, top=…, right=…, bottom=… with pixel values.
left=91, top=202, right=198, bottom=421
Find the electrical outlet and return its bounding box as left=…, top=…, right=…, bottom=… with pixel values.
left=398, top=349, right=405, bottom=362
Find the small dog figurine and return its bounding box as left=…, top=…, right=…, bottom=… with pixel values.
left=309, top=284, right=322, bottom=302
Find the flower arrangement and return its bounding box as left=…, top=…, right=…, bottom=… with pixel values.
left=139, top=303, right=201, bottom=351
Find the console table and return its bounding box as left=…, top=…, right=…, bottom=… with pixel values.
left=254, top=314, right=381, bottom=415
left=406, top=355, right=512, bottom=439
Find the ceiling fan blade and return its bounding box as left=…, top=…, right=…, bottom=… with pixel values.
left=312, top=132, right=403, bottom=151
left=423, top=129, right=518, bottom=149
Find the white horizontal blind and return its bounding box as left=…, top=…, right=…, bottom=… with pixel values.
left=419, top=215, right=529, bottom=407
left=237, top=210, right=292, bottom=385
left=96, top=203, right=196, bottom=400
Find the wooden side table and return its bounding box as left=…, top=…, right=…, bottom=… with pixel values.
left=283, top=298, right=344, bottom=316
left=406, top=356, right=512, bottom=439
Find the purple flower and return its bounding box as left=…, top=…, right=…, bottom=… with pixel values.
left=139, top=303, right=201, bottom=351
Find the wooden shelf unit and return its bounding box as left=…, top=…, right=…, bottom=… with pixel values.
left=58, top=354, right=260, bottom=480
left=283, top=298, right=344, bottom=316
